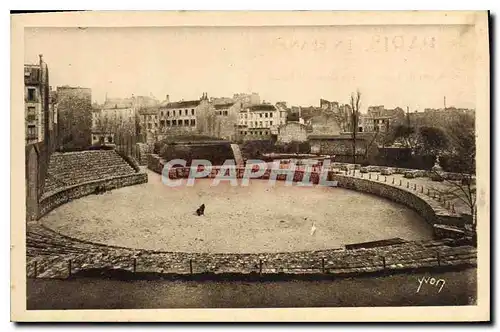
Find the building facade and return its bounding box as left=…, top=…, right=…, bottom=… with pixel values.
left=56, top=86, right=92, bottom=150
left=277, top=121, right=308, bottom=143
left=24, top=55, right=51, bottom=145
left=237, top=104, right=287, bottom=140
left=359, top=105, right=406, bottom=133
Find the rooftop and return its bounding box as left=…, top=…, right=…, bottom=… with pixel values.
left=248, top=104, right=276, bottom=112
left=161, top=100, right=201, bottom=109
left=214, top=103, right=235, bottom=110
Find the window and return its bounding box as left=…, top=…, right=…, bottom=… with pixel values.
left=245, top=114, right=248, bottom=119
left=172, top=110, right=176, bottom=116
left=107, top=136, right=113, bottom=143
left=270, top=121, right=273, bottom=126
left=190, top=119, right=196, bottom=126
left=28, top=125, right=38, bottom=139
left=265, top=113, right=268, bottom=118
left=178, top=120, right=183, bottom=126
left=265, top=121, right=268, bottom=127
left=185, top=109, right=188, bottom=116
left=358, top=127, right=363, bottom=132
left=259, top=121, right=263, bottom=127
left=27, top=88, right=36, bottom=101
left=259, top=131, right=263, bottom=135
left=167, top=111, right=170, bottom=117
left=160, top=120, right=165, bottom=127
left=191, top=109, right=195, bottom=115
left=92, top=135, right=97, bottom=141
left=184, top=119, right=189, bottom=126
left=161, top=111, right=164, bottom=116
left=148, top=123, right=152, bottom=129
left=259, top=113, right=263, bottom=118
left=223, top=110, right=228, bottom=116
left=166, top=120, right=171, bottom=126
left=172, top=120, right=177, bottom=126
left=27, top=107, right=36, bottom=121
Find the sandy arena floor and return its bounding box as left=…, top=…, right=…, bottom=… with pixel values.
left=40, top=170, right=434, bottom=253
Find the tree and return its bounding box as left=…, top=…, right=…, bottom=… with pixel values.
left=431, top=112, right=476, bottom=235
left=386, top=124, right=416, bottom=149
left=418, top=126, right=448, bottom=156
left=349, top=90, right=361, bottom=164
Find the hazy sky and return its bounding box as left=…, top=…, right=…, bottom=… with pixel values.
left=25, top=25, right=476, bottom=111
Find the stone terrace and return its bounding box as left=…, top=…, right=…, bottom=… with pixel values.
left=27, top=223, right=476, bottom=279
left=43, top=150, right=137, bottom=194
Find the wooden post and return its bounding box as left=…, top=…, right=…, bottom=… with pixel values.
left=369, top=174, right=371, bottom=179
left=133, top=258, right=137, bottom=273
left=68, top=259, right=72, bottom=277
left=384, top=176, right=387, bottom=182
left=34, top=261, right=37, bottom=279
left=437, top=252, right=441, bottom=266
left=382, top=256, right=386, bottom=269
left=259, top=259, right=263, bottom=276
left=377, top=174, right=379, bottom=180
left=392, top=177, right=395, bottom=184
left=399, top=179, right=402, bottom=186
left=427, top=188, right=430, bottom=195
left=421, top=186, right=424, bottom=193
left=406, top=181, right=409, bottom=188
left=189, top=259, right=193, bottom=275
left=321, top=258, right=325, bottom=274
left=361, top=173, right=363, bottom=178
left=414, top=183, right=417, bottom=190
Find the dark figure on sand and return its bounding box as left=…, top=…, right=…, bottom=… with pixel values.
left=196, top=204, right=205, bottom=216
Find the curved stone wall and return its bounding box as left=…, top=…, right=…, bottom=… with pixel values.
left=38, top=172, right=148, bottom=219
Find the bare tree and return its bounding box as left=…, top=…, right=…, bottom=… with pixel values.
left=430, top=112, right=476, bottom=234
left=349, top=90, right=361, bottom=164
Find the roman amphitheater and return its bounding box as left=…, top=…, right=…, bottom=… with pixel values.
left=26, top=143, right=476, bottom=279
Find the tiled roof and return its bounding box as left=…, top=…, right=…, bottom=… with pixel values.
left=249, top=104, right=276, bottom=111
left=161, top=100, right=201, bottom=109
left=214, top=103, right=234, bottom=110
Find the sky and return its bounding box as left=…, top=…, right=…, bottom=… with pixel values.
left=24, top=25, right=476, bottom=112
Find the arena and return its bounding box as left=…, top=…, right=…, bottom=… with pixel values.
left=40, top=169, right=434, bottom=253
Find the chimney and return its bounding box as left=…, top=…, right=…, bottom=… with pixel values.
left=166, top=94, right=170, bottom=103
left=39, top=54, right=43, bottom=65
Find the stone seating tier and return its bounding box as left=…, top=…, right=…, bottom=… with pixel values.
left=43, top=150, right=136, bottom=194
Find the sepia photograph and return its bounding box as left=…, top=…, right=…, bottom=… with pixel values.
left=11, top=10, right=490, bottom=322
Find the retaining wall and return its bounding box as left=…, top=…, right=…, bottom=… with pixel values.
left=38, top=172, right=148, bottom=219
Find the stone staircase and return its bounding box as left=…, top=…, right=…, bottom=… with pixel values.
left=230, top=143, right=244, bottom=166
